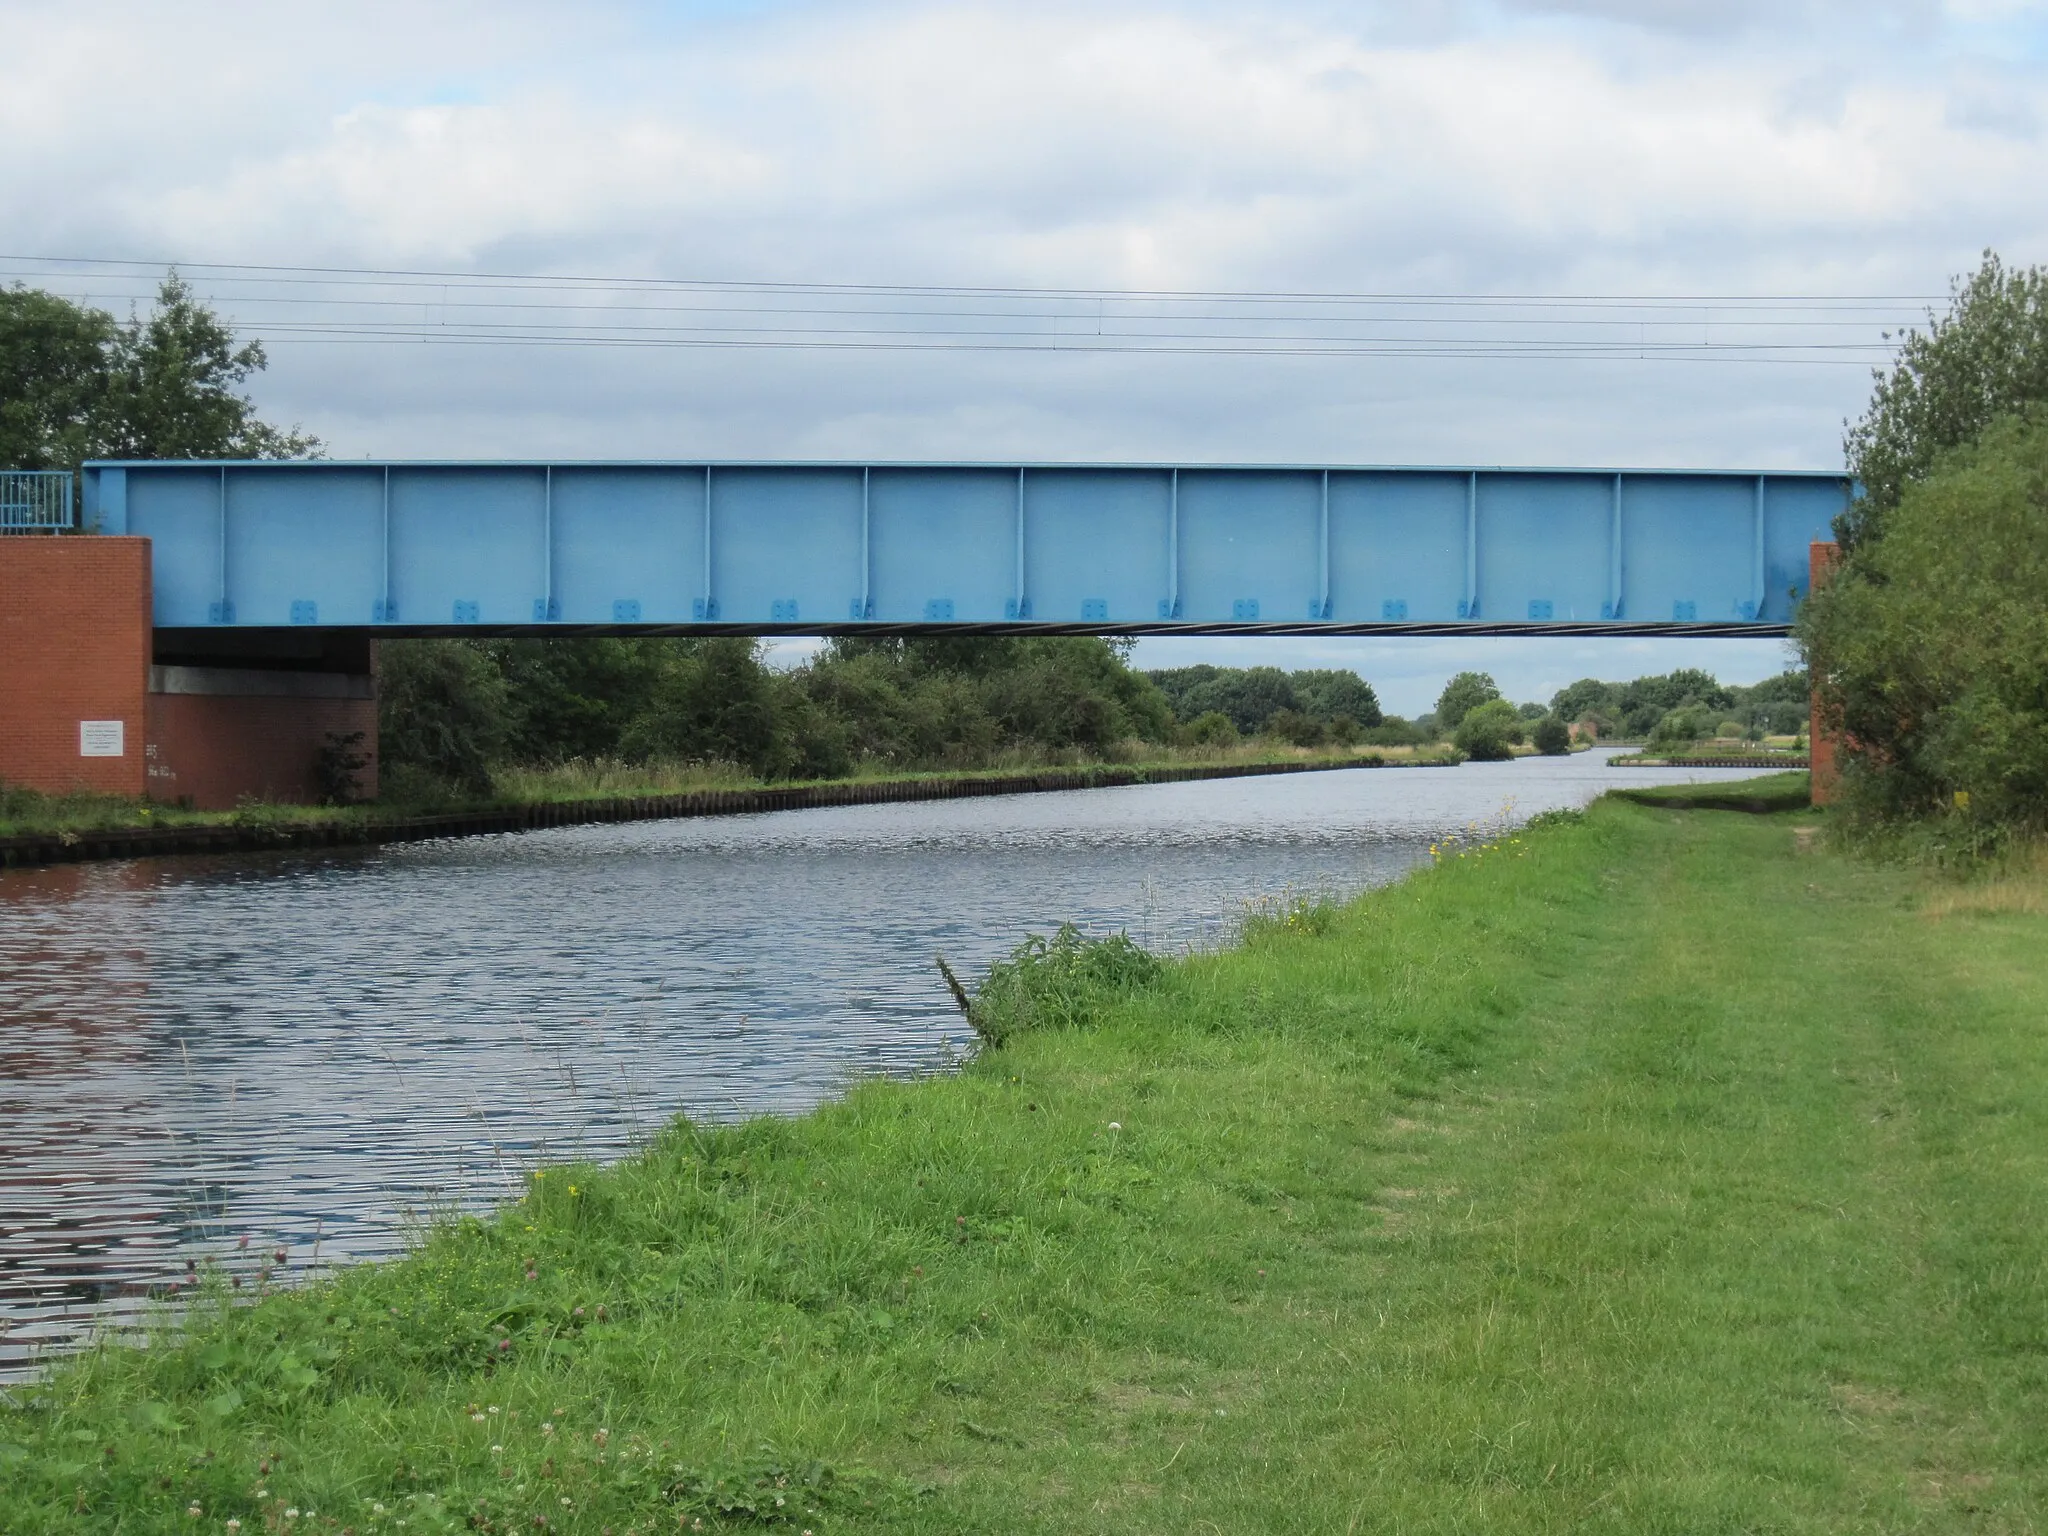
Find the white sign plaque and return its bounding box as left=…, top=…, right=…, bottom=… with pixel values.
left=79, top=720, right=125, bottom=758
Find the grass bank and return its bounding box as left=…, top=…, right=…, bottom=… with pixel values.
left=1608, top=768, right=1814, bottom=813
left=7, top=791, right=2047, bottom=1532
left=1607, top=747, right=1810, bottom=768
left=0, top=741, right=1453, bottom=841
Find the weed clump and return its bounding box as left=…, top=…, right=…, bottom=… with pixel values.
left=966, top=924, right=1164, bottom=1047
left=1238, top=889, right=1343, bottom=942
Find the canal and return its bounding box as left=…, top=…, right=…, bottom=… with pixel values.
left=0, top=752, right=1772, bottom=1376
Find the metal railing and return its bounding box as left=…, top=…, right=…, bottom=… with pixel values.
left=1, top=470, right=76, bottom=533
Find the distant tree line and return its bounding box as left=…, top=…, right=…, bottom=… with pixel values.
left=381, top=635, right=1189, bottom=795
left=1546, top=669, right=1809, bottom=742
left=1144, top=665, right=1393, bottom=748
left=381, top=640, right=1448, bottom=797
left=380, top=631, right=1813, bottom=798
left=1420, top=667, right=1807, bottom=762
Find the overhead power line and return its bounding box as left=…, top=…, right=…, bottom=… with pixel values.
left=0, top=254, right=1937, bottom=366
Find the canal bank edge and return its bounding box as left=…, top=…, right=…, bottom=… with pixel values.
left=0, top=757, right=1438, bottom=870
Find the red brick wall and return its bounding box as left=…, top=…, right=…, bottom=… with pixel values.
left=1808, top=541, right=1842, bottom=806
left=146, top=691, right=378, bottom=809
left=0, top=537, right=151, bottom=797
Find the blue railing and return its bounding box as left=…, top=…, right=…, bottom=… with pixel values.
left=0, top=470, right=75, bottom=533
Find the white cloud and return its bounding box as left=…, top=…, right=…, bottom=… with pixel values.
left=15, top=2, right=2041, bottom=285
left=3, top=0, right=2041, bottom=696
left=148, top=99, right=773, bottom=260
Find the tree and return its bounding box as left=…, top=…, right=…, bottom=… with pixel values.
left=96, top=275, right=320, bottom=461
left=0, top=287, right=115, bottom=470
left=1841, top=251, right=2048, bottom=549
left=1730, top=670, right=1810, bottom=737
left=1198, top=666, right=1299, bottom=735
left=1531, top=716, right=1572, bottom=755
left=1453, top=698, right=1523, bottom=761
left=622, top=638, right=794, bottom=776
left=1550, top=677, right=1620, bottom=721
left=1650, top=703, right=1720, bottom=748
left=491, top=638, right=671, bottom=763
left=979, top=637, right=1172, bottom=748
left=1620, top=669, right=1732, bottom=717
left=1436, top=671, right=1502, bottom=733
left=378, top=640, right=511, bottom=794
left=0, top=274, right=318, bottom=473
left=1290, top=669, right=1383, bottom=729
left=1799, top=409, right=2048, bottom=832
left=1147, top=664, right=1386, bottom=737
left=1742, top=671, right=1810, bottom=705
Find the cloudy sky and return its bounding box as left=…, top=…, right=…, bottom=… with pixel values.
left=7, top=0, right=2045, bottom=711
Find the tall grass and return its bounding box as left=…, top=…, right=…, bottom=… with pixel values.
left=964, top=924, right=1165, bottom=1047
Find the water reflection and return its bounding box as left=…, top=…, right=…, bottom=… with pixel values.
left=0, top=752, right=1775, bottom=1375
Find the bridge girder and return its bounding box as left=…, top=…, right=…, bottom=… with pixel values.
left=84, top=460, right=1848, bottom=638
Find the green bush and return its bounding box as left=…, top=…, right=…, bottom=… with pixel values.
left=968, top=924, right=1164, bottom=1047
left=1531, top=716, right=1572, bottom=755
left=1453, top=698, right=1523, bottom=761
left=1361, top=717, right=1430, bottom=747
left=1178, top=710, right=1239, bottom=748
left=1264, top=707, right=1324, bottom=747
left=1799, top=410, right=2048, bottom=838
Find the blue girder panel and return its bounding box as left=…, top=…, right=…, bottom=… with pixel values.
left=81, top=460, right=1849, bottom=637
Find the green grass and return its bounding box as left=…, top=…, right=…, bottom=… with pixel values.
left=1610, top=768, right=1814, bottom=812
left=6, top=794, right=2047, bottom=1532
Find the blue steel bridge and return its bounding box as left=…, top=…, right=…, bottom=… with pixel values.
left=81, top=459, right=1850, bottom=640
